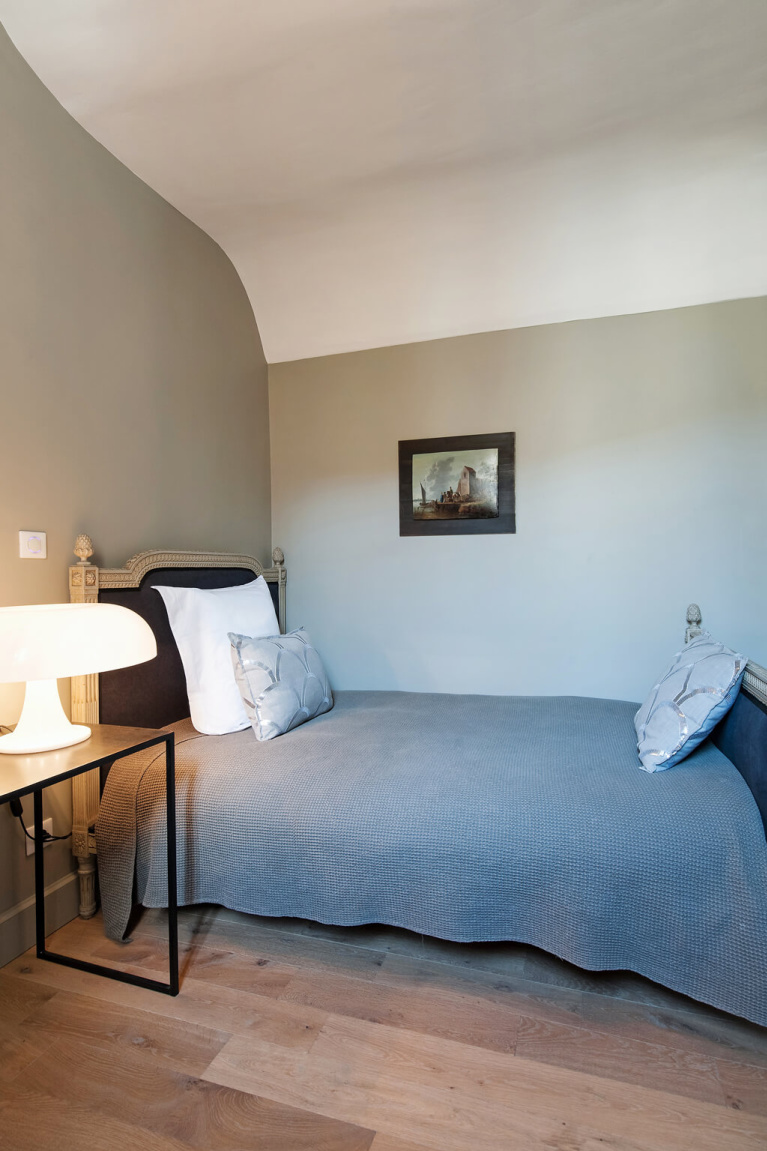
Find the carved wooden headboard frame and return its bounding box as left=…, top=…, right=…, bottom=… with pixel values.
left=67, top=533, right=286, bottom=918
left=685, top=602, right=767, bottom=707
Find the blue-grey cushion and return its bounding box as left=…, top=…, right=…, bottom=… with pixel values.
left=635, top=632, right=747, bottom=771
left=229, top=628, right=333, bottom=741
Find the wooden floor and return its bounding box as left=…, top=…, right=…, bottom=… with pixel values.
left=1, top=907, right=766, bottom=1150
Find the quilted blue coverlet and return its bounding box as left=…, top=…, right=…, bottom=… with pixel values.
left=97, top=691, right=767, bottom=1025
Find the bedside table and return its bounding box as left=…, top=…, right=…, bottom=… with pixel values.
left=0, top=726, right=178, bottom=996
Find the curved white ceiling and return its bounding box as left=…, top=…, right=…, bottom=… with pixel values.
left=2, top=0, right=766, bottom=362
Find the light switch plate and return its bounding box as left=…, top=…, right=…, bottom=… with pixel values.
left=19, top=530, right=47, bottom=559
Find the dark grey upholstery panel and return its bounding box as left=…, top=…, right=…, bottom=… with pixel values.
left=712, top=688, right=767, bottom=837
left=99, top=568, right=279, bottom=729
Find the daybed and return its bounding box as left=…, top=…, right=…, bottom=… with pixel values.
left=67, top=538, right=767, bottom=1026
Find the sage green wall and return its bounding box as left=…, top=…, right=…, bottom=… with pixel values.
left=0, top=24, right=271, bottom=961
left=270, top=297, right=767, bottom=702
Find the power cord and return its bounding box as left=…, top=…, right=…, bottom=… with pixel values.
left=8, top=797, right=72, bottom=844
left=1, top=725, right=72, bottom=844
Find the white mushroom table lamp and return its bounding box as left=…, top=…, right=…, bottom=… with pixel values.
left=0, top=603, right=156, bottom=754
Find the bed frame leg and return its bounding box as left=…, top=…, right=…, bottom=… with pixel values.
left=77, top=854, right=98, bottom=919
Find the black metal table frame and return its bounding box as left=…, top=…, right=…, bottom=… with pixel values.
left=31, top=732, right=179, bottom=996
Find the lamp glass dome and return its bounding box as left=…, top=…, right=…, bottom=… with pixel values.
left=0, top=603, right=156, bottom=754
left=0, top=602, right=156, bottom=683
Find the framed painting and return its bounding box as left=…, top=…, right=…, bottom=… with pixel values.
left=398, top=432, right=515, bottom=536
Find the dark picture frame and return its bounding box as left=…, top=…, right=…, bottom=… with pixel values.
left=399, top=432, right=516, bottom=536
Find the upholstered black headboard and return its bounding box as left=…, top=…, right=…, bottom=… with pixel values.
left=98, top=568, right=281, bottom=729
left=67, top=538, right=286, bottom=731
left=713, top=685, right=767, bottom=837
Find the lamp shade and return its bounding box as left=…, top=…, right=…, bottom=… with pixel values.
left=0, top=602, right=157, bottom=683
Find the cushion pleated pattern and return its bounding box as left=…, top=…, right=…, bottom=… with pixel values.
left=635, top=632, right=746, bottom=771
left=229, top=628, right=333, bottom=740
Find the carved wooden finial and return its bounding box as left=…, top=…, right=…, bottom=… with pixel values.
left=272, top=546, right=285, bottom=567
left=74, top=533, right=94, bottom=565
left=685, top=603, right=703, bottom=644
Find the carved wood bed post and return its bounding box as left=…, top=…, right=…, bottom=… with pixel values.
left=685, top=603, right=703, bottom=644
left=684, top=603, right=767, bottom=706
left=69, top=533, right=100, bottom=918
left=272, top=545, right=287, bottom=633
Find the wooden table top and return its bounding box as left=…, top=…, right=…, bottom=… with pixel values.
left=0, top=725, right=170, bottom=802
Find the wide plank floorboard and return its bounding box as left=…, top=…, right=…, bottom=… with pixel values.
left=18, top=1034, right=375, bottom=1151
left=0, top=971, right=57, bottom=1024
left=4, top=954, right=329, bottom=1050
left=0, top=1080, right=193, bottom=1151
left=4, top=907, right=767, bottom=1151
left=22, top=988, right=230, bottom=1076
left=204, top=1020, right=767, bottom=1151
left=0, top=1014, right=58, bottom=1085
left=80, top=909, right=389, bottom=981
left=0, top=972, right=60, bottom=1083
left=717, top=1058, right=767, bottom=1117
left=513, top=1014, right=724, bottom=1103
left=280, top=968, right=524, bottom=1054
left=385, top=951, right=767, bottom=1069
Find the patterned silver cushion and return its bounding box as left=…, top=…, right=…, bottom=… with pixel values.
left=229, top=628, right=333, bottom=741
left=635, top=631, right=746, bottom=772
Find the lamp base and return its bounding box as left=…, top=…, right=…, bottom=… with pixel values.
left=0, top=680, right=91, bottom=755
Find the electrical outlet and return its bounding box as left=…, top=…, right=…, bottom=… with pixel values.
left=25, top=818, right=53, bottom=856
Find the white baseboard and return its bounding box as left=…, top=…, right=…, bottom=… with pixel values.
left=0, top=871, right=79, bottom=968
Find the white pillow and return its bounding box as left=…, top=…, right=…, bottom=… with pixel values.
left=154, top=578, right=280, bottom=734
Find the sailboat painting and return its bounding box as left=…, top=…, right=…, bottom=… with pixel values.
left=412, top=447, right=499, bottom=520
left=399, top=432, right=515, bottom=536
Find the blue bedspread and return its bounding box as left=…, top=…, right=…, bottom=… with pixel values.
left=97, top=691, right=767, bottom=1025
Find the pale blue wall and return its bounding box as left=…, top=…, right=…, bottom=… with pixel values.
left=270, top=297, right=767, bottom=703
